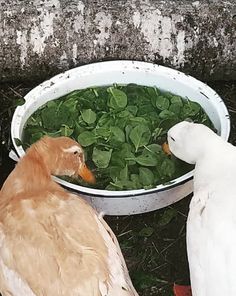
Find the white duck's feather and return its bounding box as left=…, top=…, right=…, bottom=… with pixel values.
left=168, top=122, right=236, bottom=296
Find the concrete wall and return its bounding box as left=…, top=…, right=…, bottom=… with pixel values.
left=0, top=0, right=235, bottom=83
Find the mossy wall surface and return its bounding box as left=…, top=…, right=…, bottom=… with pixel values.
left=0, top=0, right=235, bottom=83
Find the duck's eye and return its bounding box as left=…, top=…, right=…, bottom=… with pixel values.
left=171, top=136, right=175, bottom=142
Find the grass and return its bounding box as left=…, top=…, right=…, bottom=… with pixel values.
left=0, top=81, right=235, bottom=295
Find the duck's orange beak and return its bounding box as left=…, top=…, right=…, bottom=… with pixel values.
left=78, top=164, right=96, bottom=184
left=162, top=142, right=172, bottom=156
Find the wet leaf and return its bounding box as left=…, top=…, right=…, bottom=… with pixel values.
left=81, top=109, right=97, bottom=124
left=139, top=167, right=154, bottom=186
left=156, top=96, right=170, bottom=110
left=129, top=125, right=151, bottom=152
left=60, top=125, right=73, bottom=137
left=23, top=84, right=214, bottom=191
left=77, top=131, right=96, bottom=147
left=92, top=147, right=112, bottom=168
left=108, top=87, right=127, bottom=109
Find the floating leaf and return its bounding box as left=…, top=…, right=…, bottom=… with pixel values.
left=119, top=165, right=129, bottom=180
left=181, top=101, right=201, bottom=118
left=60, top=125, right=73, bottom=137
left=156, top=96, right=170, bottom=110
left=95, top=127, right=111, bottom=138
left=77, top=131, right=96, bottom=147
left=129, top=125, right=151, bottom=152
left=108, top=87, right=127, bottom=109
left=159, top=109, right=176, bottom=120
left=135, top=153, right=158, bottom=166
left=92, top=147, right=112, bottom=168
left=110, top=126, right=125, bottom=143
left=23, top=83, right=214, bottom=191
left=139, top=167, right=154, bottom=186
left=161, top=158, right=175, bottom=177
left=81, top=109, right=97, bottom=124
left=126, top=105, right=138, bottom=116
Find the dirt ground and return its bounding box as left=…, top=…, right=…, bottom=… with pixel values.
left=0, top=81, right=235, bottom=295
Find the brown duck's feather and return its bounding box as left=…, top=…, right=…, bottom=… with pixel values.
left=0, top=137, right=138, bottom=296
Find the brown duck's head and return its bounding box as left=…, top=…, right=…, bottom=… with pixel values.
left=32, top=136, right=95, bottom=184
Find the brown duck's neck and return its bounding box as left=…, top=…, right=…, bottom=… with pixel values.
left=0, top=149, right=61, bottom=203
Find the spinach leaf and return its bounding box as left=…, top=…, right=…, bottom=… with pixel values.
left=159, top=110, right=176, bottom=120
left=110, top=126, right=125, bottom=143
left=156, top=96, right=170, bottom=110
left=129, top=125, right=151, bottom=152
left=139, top=167, right=154, bottom=186
left=108, top=87, right=127, bottom=109
left=126, top=105, right=138, bottom=116
left=23, top=83, right=214, bottom=191
left=95, top=127, right=111, bottom=138
left=60, top=125, right=74, bottom=137
left=77, top=131, right=96, bottom=147
left=131, top=174, right=142, bottom=187
left=119, top=165, right=129, bottom=180
left=160, top=158, right=175, bottom=178
left=97, top=113, right=114, bottom=127
left=92, top=147, right=112, bottom=168
left=135, top=153, right=158, bottom=167
left=81, top=109, right=97, bottom=124
left=181, top=100, right=201, bottom=118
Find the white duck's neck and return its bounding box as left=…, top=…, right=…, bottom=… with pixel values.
left=194, top=139, right=236, bottom=194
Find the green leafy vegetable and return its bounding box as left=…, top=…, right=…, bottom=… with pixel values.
left=110, top=126, right=125, bottom=143
left=155, top=96, right=170, bottom=110
left=92, top=147, right=112, bottom=168
left=139, top=168, right=154, bottom=186
left=108, top=87, right=127, bottom=109
left=81, top=109, right=97, bottom=124
left=60, top=125, right=73, bottom=137
left=129, top=125, right=151, bottom=152
left=23, top=83, right=214, bottom=190
left=77, top=131, right=96, bottom=147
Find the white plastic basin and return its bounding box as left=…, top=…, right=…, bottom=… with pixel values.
left=11, top=61, right=230, bottom=215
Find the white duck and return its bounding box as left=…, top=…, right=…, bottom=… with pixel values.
left=168, top=121, right=236, bottom=296
left=0, top=136, right=138, bottom=296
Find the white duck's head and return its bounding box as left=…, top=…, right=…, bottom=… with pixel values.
left=31, top=136, right=95, bottom=184
left=167, top=121, right=216, bottom=164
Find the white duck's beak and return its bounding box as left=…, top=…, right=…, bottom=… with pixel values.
left=162, top=142, right=172, bottom=156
